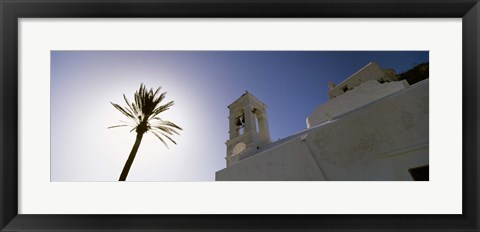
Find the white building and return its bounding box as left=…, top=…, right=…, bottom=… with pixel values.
left=216, top=62, right=429, bottom=181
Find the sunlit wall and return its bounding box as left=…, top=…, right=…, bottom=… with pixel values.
left=50, top=51, right=428, bottom=181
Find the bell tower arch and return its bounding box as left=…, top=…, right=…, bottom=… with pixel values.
left=225, top=91, right=271, bottom=167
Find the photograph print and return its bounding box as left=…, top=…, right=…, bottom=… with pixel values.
left=51, top=51, right=429, bottom=181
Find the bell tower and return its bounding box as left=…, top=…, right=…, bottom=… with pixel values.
left=225, top=91, right=271, bottom=167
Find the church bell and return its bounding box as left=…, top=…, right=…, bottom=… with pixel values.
left=236, top=114, right=245, bottom=126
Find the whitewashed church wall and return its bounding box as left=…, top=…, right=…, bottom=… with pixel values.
left=216, top=79, right=428, bottom=181
left=307, top=80, right=409, bottom=128
left=216, top=138, right=326, bottom=181
left=305, top=79, right=429, bottom=180
left=328, top=62, right=386, bottom=99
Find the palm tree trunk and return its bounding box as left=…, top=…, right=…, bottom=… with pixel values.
left=119, top=132, right=144, bottom=181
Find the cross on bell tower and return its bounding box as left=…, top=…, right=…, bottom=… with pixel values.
left=225, top=91, right=271, bottom=167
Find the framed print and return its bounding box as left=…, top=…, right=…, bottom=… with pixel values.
left=1, top=0, right=479, bottom=231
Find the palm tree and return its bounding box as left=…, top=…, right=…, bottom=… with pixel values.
left=109, top=84, right=182, bottom=181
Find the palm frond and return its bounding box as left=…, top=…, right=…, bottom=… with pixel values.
left=160, top=120, right=183, bottom=131
left=150, top=130, right=169, bottom=149
left=122, top=94, right=136, bottom=118
left=150, top=129, right=177, bottom=147
left=133, top=84, right=144, bottom=118
left=110, top=83, right=182, bottom=147
left=108, top=124, right=130, bottom=129
left=119, top=120, right=134, bottom=125
left=149, top=101, right=174, bottom=120
left=111, top=102, right=135, bottom=119
left=153, top=125, right=180, bottom=135
left=157, top=130, right=177, bottom=145
left=152, top=92, right=166, bottom=108
left=152, top=87, right=162, bottom=100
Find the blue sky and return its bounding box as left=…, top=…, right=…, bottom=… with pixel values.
left=51, top=51, right=428, bottom=181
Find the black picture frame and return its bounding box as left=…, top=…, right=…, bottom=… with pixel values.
left=1, top=0, right=478, bottom=231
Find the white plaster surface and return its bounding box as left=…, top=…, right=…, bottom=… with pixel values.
left=226, top=92, right=271, bottom=167
left=307, top=79, right=409, bottom=127
left=216, top=79, right=428, bottom=181
left=217, top=137, right=326, bottom=181
left=328, top=62, right=389, bottom=99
